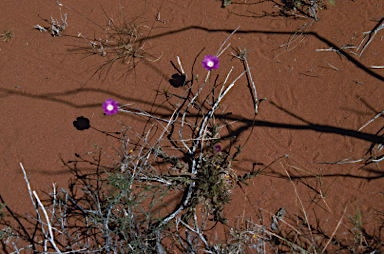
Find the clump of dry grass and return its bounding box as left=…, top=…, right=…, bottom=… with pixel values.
left=77, top=4, right=162, bottom=80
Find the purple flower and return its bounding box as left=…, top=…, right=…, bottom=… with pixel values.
left=202, top=54, right=220, bottom=71
left=102, top=99, right=119, bottom=115
left=215, top=145, right=221, bottom=152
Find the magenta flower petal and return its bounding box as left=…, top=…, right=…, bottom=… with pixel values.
left=202, top=54, right=220, bottom=71
left=102, top=99, right=119, bottom=115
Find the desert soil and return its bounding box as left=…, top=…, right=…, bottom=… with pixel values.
left=0, top=0, right=383, bottom=252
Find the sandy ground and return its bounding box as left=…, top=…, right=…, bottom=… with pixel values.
left=0, top=0, right=383, bottom=252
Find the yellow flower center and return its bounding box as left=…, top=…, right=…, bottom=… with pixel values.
left=207, top=61, right=214, bottom=67
left=107, top=105, right=114, bottom=111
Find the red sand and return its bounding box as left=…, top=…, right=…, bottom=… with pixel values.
left=0, top=0, right=383, bottom=252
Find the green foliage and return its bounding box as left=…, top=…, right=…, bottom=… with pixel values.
left=223, top=0, right=232, bottom=7
left=158, top=123, right=238, bottom=225
left=0, top=203, right=6, bottom=241
left=0, top=203, right=5, bottom=220
left=347, top=203, right=373, bottom=250
left=292, top=0, right=335, bottom=9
